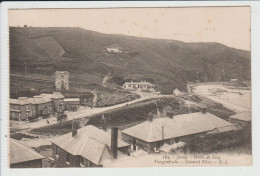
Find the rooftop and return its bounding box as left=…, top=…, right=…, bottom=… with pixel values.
left=64, top=98, right=80, bottom=102
left=124, top=81, right=155, bottom=86
left=122, top=112, right=235, bottom=143
left=10, top=98, right=31, bottom=105
left=41, top=92, right=64, bottom=99
left=106, top=43, right=122, bottom=49
left=10, top=139, right=44, bottom=164
left=28, top=96, right=49, bottom=104
left=10, top=93, right=64, bottom=105
left=173, top=88, right=180, bottom=92
left=230, top=111, right=251, bottom=122
left=52, top=125, right=130, bottom=165
left=55, top=71, right=70, bottom=74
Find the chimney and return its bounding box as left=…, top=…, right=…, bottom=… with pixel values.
left=101, top=114, right=107, bottom=131
left=201, top=107, right=207, bottom=114
left=111, top=127, right=118, bottom=159
left=162, top=126, right=164, bottom=140
left=72, top=119, right=78, bottom=137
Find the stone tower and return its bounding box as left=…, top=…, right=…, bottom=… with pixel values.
left=54, top=71, right=70, bottom=92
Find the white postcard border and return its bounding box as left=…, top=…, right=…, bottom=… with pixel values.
left=1, top=1, right=260, bottom=176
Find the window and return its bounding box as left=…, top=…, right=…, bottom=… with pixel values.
left=11, top=112, right=15, bottom=118
left=18, top=113, right=21, bottom=120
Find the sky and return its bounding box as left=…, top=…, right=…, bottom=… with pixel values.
left=9, top=7, right=250, bottom=51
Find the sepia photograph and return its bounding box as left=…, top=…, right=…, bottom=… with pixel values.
left=7, top=6, right=251, bottom=168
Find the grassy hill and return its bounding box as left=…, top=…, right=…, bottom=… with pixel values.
left=10, top=27, right=250, bottom=94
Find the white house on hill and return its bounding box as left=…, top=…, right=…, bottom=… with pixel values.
left=173, top=88, right=181, bottom=96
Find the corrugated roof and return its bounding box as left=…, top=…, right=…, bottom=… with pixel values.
left=52, top=125, right=129, bottom=165
left=230, top=111, right=251, bottom=122
left=122, top=112, right=235, bottom=143
left=10, top=139, right=44, bottom=164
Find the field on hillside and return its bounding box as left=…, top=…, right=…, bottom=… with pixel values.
left=10, top=27, right=251, bottom=94
left=95, top=88, right=140, bottom=107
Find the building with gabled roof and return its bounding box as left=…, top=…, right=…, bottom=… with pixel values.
left=10, top=97, right=32, bottom=121
left=10, top=92, right=65, bottom=121
left=173, top=88, right=181, bottom=96
left=40, top=92, right=65, bottom=113
left=229, top=111, right=251, bottom=128
left=123, top=81, right=155, bottom=92
left=10, top=139, right=44, bottom=168
left=64, top=98, right=80, bottom=110
left=51, top=125, right=130, bottom=167
left=121, top=111, right=236, bottom=153
left=10, top=97, right=31, bottom=105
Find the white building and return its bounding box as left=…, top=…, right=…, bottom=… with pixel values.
left=106, top=47, right=122, bottom=53
left=173, top=88, right=181, bottom=96
left=123, top=81, right=155, bottom=92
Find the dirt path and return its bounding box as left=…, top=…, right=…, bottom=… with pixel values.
left=102, top=71, right=112, bottom=88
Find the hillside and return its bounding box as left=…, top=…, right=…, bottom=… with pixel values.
left=9, top=27, right=251, bottom=94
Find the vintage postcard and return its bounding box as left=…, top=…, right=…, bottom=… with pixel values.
left=4, top=6, right=252, bottom=169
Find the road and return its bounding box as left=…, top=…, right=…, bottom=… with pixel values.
left=10, top=91, right=168, bottom=131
